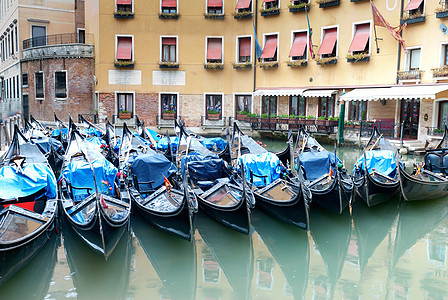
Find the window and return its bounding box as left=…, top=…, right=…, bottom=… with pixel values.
left=116, top=36, right=133, bottom=61
left=161, top=0, right=177, bottom=13
left=31, top=25, right=46, bottom=47
left=289, top=31, right=307, bottom=61
left=349, top=101, right=367, bottom=121
left=349, top=23, right=370, bottom=55
left=12, top=76, right=15, bottom=98
left=117, top=92, right=134, bottom=114
left=406, top=48, right=421, bottom=71
left=439, top=101, right=448, bottom=128
left=261, top=34, right=278, bottom=62
left=35, top=72, right=44, bottom=99
left=236, top=0, right=252, bottom=12
left=207, top=0, right=223, bottom=14
left=161, top=93, right=177, bottom=118
left=318, top=27, right=338, bottom=58
left=237, top=36, right=251, bottom=63
left=318, top=96, right=335, bottom=118
left=291, top=0, right=309, bottom=5
left=16, top=75, right=19, bottom=99
left=116, top=0, right=133, bottom=12
left=22, top=73, right=28, bottom=87
left=262, top=96, right=277, bottom=116
left=235, top=94, right=252, bottom=113
left=55, top=71, right=67, bottom=99
left=442, top=44, right=448, bottom=66
left=404, top=0, right=424, bottom=16
left=206, top=37, right=223, bottom=63
left=290, top=96, right=306, bottom=116
left=78, top=29, right=85, bottom=44
left=256, top=257, right=274, bottom=290
left=14, top=26, right=17, bottom=52
left=161, top=37, right=177, bottom=62
left=10, top=27, right=13, bottom=54
left=205, top=94, right=222, bottom=119
left=263, top=0, right=278, bottom=10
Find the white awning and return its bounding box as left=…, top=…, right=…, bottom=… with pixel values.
left=302, top=89, right=338, bottom=97
left=340, top=85, right=448, bottom=101
left=254, top=88, right=306, bottom=96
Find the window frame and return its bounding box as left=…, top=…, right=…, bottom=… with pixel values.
left=30, top=24, right=46, bottom=48
left=290, top=29, right=309, bottom=62
left=205, top=0, right=224, bottom=14
left=348, top=100, right=368, bottom=121
left=236, top=0, right=253, bottom=13
left=54, top=70, right=68, bottom=100
left=235, top=35, right=252, bottom=64
left=160, top=35, right=178, bottom=63
left=261, top=95, right=278, bottom=116
left=440, top=42, right=448, bottom=67
left=204, top=92, right=224, bottom=119
left=159, top=92, right=179, bottom=118
left=405, top=0, right=425, bottom=16
left=77, top=28, right=86, bottom=44
left=205, top=36, right=224, bottom=64
left=115, top=0, right=134, bottom=13
left=318, top=95, right=336, bottom=118
left=34, top=71, right=44, bottom=100
left=289, top=95, right=306, bottom=116
left=405, top=46, right=421, bottom=71
left=262, top=32, right=279, bottom=63
left=350, top=21, right=372, bottom=56
left=319, top=25, right=339, bottom=59
left=160, top=0, right=178, bottom=14
left=115, top=91, right=135, bottom=115
left=233, top=93, right=253, bottom=115
left=263, top=0, right=279, bottom=10
left=115, top=34, right=134, bottom=62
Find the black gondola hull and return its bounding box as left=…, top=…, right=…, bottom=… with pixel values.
left=355, top=173, right=399, bottom=207
left=399, top=164, right=448, bottom=201
left=311, top=175, right=352, bottom=214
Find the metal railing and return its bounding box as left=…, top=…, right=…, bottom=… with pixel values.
left=23, top=33, right=94, bottom=50
left=200, top=116, right=227, bottom=128
left=397, top=70, right=423, bottom=81
left=427, top=127, right=445, bottom=136
left=243, top=117, right=338, bottom=134
left=112, top=114, right=139, bottom=125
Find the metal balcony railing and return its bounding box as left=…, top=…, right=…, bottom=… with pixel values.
left=397, top=70, right=423, bottom=81
left=23, top=33, right=94, bottom=50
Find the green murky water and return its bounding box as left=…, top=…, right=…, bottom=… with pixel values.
left=1, top=141, right=447, bottom=299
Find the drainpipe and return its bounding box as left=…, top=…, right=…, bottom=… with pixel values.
left=253, top=0, right=258, bottom=93
left=396, top=0, right=404, bottom=84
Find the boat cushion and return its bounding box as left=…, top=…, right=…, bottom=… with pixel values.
left=355, top=150, right=397, bottom=177
left=0, top=163, right=56, bottom=200
left=239, top=152, right=281, bottom=187
left=298, top=150, right=338, bottom=181
left=129, top=153, right=177, bottom=189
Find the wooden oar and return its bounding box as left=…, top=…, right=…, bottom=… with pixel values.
left=366, top=133, right=383, bottom=151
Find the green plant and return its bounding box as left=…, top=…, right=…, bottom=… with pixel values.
left=432, top=66, right=448, bottom=78
left=434, top=128, right=444, bottom=133
left=208, top=110, right=220, bottom=114
left=94, top=109, right=98, bottom=114
left=306, top=115, right=314, bottom=119
left=361, top=110, right=366, bottom=120
left=119, top=110, right=131, bottom=114
left=315, top=57, right=337, bottom=65
left=270, top=113, right=278, bottom=118
left=328, top=116, right=339, bottom=121
left=204, top=62, right=224, bottom=70
left=159, top=61, right=179, bottom=67
left=114, top=60, right=134, bottom=67
left=261, top=113, right=269, bottom=118
left=346, top=52, right=369, bottom=62
left=289, top=115, right=297, bottom=119
left=259, top=62, right=278, bottom=69
left=298, top=115, right=306, bottom=119
left=237, top=110, right=249, bottom=115
left=316, top=0, right=334, bottom=3
left=287, top=60, right=307, bottom=68
left=288, top=3, right=310, bottom=9
left=114, top=10, right=134, bottom=16
left=317, top=116, right=326, bottom=120
left=204, top=12, right=225, bottom=18
left=159, top=12, right=179, bottom=18
left=233, top=10, right=252, bottom=18
left=232, top=62, right=252, bottom=69
left=402, top=11, right=423, bottom=21
left=260, top=6, right=280, bottom=13
left=163, top=110, right=175, bottom=114
left=280, top=114, right=289, bottom=118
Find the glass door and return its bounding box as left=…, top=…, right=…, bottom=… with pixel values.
left=400, top=99, right=419, bottom=139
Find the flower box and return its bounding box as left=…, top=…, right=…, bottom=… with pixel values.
left=119, top=112, right=132, bottom=119
left=204, top=13, right=225, bottom=19
left=350, top=0, right=367, bottom=2
left=259, top=62, right=278, bottom=69
left=204, top=63, right=224, bottom=70
left=436, top=11, right=448, bottom=19
left=162, top=113, right=176, bottom=120
left=287, top=60, right=308, bottom=68
left=236, top=114, right=249, bottom=121
left=233, top=63, right=252, bottom=70
left=346, top=56, right=370, bottom=63
left=114, top=11, right=134, bottom=18
left=316, top=58, right=337, bottom=65
left=114, top=61, right=134, bottom=68
left=159, top=12, right=179, bottom=19
left=289, top=4, right=310, bottom=12
left=317, top=0, right=340, bottom=8
left=233, top=11, right=253, bottom=19
left=260, top=8, right=280, bottom=16
left=207, top=114, right=221, bottom=120
left=400, top=15, right=425, bottom=25
left=278, top=118, right=288, bottom=124
left=159, top=62, right=179, bottom=69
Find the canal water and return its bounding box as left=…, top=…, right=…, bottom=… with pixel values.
left=1, top=141, right=448, bottom=299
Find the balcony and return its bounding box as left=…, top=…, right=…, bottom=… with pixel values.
left=436, top=4, right=448, bottom=18
left=23, top=32, right=93, bottom=50
left=400, top=12, right=425, bottom=25
left=397, top=70, right=423, bottom=82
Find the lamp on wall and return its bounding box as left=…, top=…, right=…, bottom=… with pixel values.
left=380, top=99, right=387, bottom=106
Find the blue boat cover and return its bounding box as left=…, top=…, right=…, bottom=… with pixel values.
left=85, top=137, right=107, bottom=151
left=129, top=153, right=177, bottom=189
left=145, top=128, right=161, bottom=142
left=60, top=158, right=117, bottom=199
left=201, top=137, right=227, bottom=151
left=298, top=151, right=338, bottom=181
left=239, top=152, right=280, bottom=187
left=113, top=138, right=121, bottom=154
left=82, top=127, right=102, bottom=137
left=0, top=163, right=57, bottom=199
left=32, top=137, right=64, bottom=153
left=156, top=136, right=179, bottom=152
left=355, top=150, right=397, bottom=177
left=188, top=158, right=225, bottom=181
left=51, top=128, right=69, bottom=139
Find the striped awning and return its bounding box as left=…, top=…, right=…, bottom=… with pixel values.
left=340, top=85, right=448, bottom=101
left=254, top=89, right=306, bottom=96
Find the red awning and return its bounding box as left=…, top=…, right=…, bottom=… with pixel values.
left=207, top=38, right=222, bottom=60
left=404, top=0, right=423, bottom=11
left=208, top=0, right=222, bottom=7
left=348, top=24, right=370, bottom=52
left=260, top=35, right=277, bottom=59
left=239, top=37, right=251, bottom=57
left=162, top=0, right=177, bottom=7
left=318, top=28, right=337, bottom=56
left=236, top=0, right=251, bottom=9
left=116, top=37, right=132, bottom=60
left=162, top=37, right=176, bottom=45
left=289, top=32, right=307, bottom=57
left=264, top=0, right=276, bottom=2
left=117, top=0, right=132, bottom=4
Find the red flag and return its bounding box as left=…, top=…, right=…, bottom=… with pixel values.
left=370, top=0, right=407, bottom=53
left=100, top=195, right=109, bottom=209
left=163, top=175, right=172, bottom=194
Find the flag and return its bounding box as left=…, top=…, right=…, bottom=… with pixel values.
left=305, top=9, right=314, bottom=59
left=370, top=0, right=407, bottom=53
left=252, top=19, right=263, bottom=60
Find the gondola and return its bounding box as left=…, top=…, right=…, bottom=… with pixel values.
left=0, top=125, right=58, bottom=285
left=176, top=120, right=252, bottom=234
left=53, top=113, right=70, bottom=150
left=399, top=127, right=448, bottom=201
left=59, top=128, right=131, bottom=259
left=353, top=126, right=400, bottom=207
left=296, top=127, right=353, bottom=214
left=121, top=123, right=195, bottom=241
left=233, top=122, right=311, bottom=230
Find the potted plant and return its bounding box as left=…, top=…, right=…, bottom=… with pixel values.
left=327, top=116, right=339, bottom=126
left=236, top=110, right=250, bottom=121
left=400, top=11, right=425, bottom=25
left=159, top=12, right=180, bottom=19
left=432, top=66, right=448, bottom=78
left=436, top=6, right=448, bottom=19
left=119, top=110, right=132, bottom=119
left=260, top=6, right=280, bottom=16
left=204, top=12, right=225, bottom=19
left=278, top=114, right=289, bottom=124
left=316, top=0, right=341, bottom=8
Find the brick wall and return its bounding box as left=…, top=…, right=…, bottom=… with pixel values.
left=75, top=0, right=85, bottom=31
left=367, top=100, right=396, bottom=121
left=22, top=57, right=95, bottom=122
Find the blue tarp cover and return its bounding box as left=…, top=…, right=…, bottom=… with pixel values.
left=188, top=158, right=224, bottom=181
left=0, top=163, right=57, bottom=199
left=32, top=137, right=63, bottom=153
left=201, top=138, right=227, bottom=151
left=146, top=128, right=161, bottom=142
left=61, top=157, right=117, bottom=198
left=239, top=152, right=280, bottom=187
left=51, top=128, right=69, bottom=139
left=82, top=127, right=102, bottom=137
left=156, top=136, right=179, bottom=152
left=85, top=137, right=107, bottom=151
left=129, top=153, right=177, bottom=189
left=355, top=150, right=397, bottom=177
left=298, top=151, right=338, bottom=181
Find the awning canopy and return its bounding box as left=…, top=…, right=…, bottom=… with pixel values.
left=239, top=37, right=251, bottom=57
left=404, top=0, right=423, bottom=11
left=207, top=38, right=222, bottom=60
left=348, top=24, right=370, bottom=52
left=318, top=28, right=337, bottom=56
left=208, top=0, right=222, bottom=7
left=303, top=90, right=338, bottom=97
left=260, top=35, right=277, bottom=59
left=236, top=0, right=251, bottom=9
left=162, top=0, right=177, bottom=7
left=340, top=85, right=448, bottom=101
left=289, top=32, right=307, bottom=57
left=116, top=37, right=132, bottom=60
left=162, top=37, right=176, bottom=45
left=254, top=89, right=306, bottom=96
left=117, top=0, right=132, bottom=4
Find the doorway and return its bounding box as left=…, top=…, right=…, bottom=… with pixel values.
left=400, top=99, right=419, bottom=139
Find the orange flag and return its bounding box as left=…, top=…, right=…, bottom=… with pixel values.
left=163, top=175, right=172, bottom=194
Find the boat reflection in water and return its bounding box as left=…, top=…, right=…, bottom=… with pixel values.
left=62, top=223, right=132, bottom=299
left=0, top=231, right=59, bottom=299
left=195, top=212, right=253, bottom=300
left=309, top=206, right=351, bottom=298
left=251, top=210, right=309, bottom=299
left=132, top=214, right=197, bottom=300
